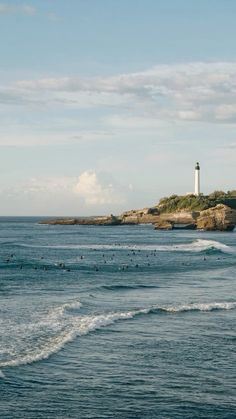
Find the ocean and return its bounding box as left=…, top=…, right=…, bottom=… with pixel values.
left=0, top=217, right=235, bottom=418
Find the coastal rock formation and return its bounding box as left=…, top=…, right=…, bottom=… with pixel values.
left=120, top=207, right=160, bottom=224
left=157, top=210, right=199, bottom=224
left=154, top=220, right=174, bottom=230
left=40, top=200, right=236, bottom=231
left=41, top=215, right=122, bottom=226
left=153, top=205, right=236, bottom=231
left=43, top=218, right=80, bottom=225
left=196, top=204, right=236, bottom=231
left=153, top=210, right=198, bottom=230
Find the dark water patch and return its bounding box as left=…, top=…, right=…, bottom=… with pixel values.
left=1, top=258, right=236, bottom=278
left=102, top=284, right=159, bottom=291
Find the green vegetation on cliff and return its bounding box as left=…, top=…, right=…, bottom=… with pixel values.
left=157, top=191, right=236, bottom=213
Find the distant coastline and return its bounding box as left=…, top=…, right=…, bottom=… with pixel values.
left=40, top=191, right=236, bottom=232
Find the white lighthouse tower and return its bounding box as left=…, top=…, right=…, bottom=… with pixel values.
left=194, top=162, right=200, bottom=196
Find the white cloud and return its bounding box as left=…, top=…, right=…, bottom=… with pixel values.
left=3, top=172, right=125, bottom=207
left=214, top=104, right=236, bottom=121
left=104, top=115, right=165, bottom=130
left=0, top=129, right=114, bottom=147
left=73, top=171, right=125, bottom=206
left=0, top=3, right=36, bottom=15
left=22, top=176, right=72, bottom=194
left=3, top=62, right=235, bottom=124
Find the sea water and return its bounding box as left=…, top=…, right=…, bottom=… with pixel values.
left=0, top=217, right=235, bottom=418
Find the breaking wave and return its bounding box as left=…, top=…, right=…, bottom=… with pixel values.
left=0, top=305, right=139, bottom=368
left=180, top=239, right=233, bottom=254
left=148, top=301, right=236, bottom=314
left=14, top=239, right=233, bottom=254
left=0, top=300, right=235, bottom=369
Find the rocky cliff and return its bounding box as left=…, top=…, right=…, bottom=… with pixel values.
left=196, top=204, right=236, bottom=231
left=40, top=197, right=236, bottom=231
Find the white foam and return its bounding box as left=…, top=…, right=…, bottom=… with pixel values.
left=1, top=300, right=235, bottom=369
left=0, top=309, right=138, bottom=368
left=16, top=239, right=234, bottom=253
left=162, top=301, right=236, bottom=313
left=181, top=239, right=233, bottom=253
left=48, top=300, right=82, bottom=319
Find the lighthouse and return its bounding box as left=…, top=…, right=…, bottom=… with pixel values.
left=194, top=162, right=200, bottom=196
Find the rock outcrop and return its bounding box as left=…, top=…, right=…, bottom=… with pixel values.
left=154, top=220, right=174, bottom=230
left=41, top=215, right=122, bottom=226
left=196, top=204, right=236, bottom=231
left=40, top=204, right=236, bottom=231
left=157, top=210, right=199, bottom=224
left=120, top=207, right=160, bottom=224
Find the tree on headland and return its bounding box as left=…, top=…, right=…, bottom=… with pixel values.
left=208, top=190, right=226, bottom=199
left=157, top=190, right=236, bottom=213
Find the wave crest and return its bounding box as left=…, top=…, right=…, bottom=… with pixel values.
left=14, top=239, right=233, bottom=254
left=1, top=300, right=235, bottom=369
left=149, top=301, right=236, bottom=314
left=0, top=308, right=136, bottom=368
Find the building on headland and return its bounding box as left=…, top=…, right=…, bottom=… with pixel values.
left=194, top=162, right=200, bottom=196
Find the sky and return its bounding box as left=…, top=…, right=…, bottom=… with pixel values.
left=1, top=0, right=236, bottom=215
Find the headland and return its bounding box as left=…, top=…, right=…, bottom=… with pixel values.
left=40, top=191, right=236, bottom=231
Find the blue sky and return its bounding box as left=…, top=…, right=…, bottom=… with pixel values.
left=1, top=0, right=236, bottom=215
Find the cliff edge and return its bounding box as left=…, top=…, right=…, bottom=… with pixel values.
left=40, top=192, right=236, bottom=231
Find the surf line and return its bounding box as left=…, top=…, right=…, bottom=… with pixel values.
left=0, top=301, right=235, bottom=370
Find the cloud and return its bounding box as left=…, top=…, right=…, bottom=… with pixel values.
left=0, top=3, right=36, bottom=15
left=9, top=62, right=236, bottom=123
left=214, top=104, right=236, bottom=121
left=73, top=171, right=125, bottom=206
left=0, top=128, right=115, bottom=147
left=21, top=176, right=72, bottom=194
left=2, top=62, right=236, bottom=124
left=4, top=172, right=125, bottom=207
left=0, top=88, right=46, bottom=107
left=104, top=115, right=168, bottom=130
